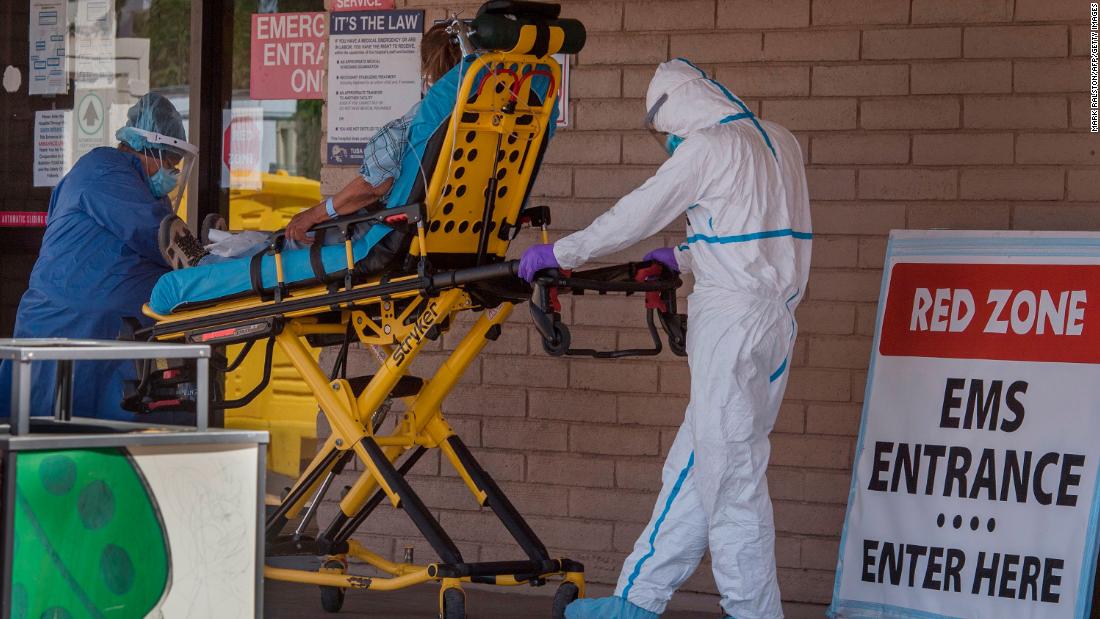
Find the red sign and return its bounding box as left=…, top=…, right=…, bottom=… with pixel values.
left=250, top=12, right=326, bottom=100
left=879, top=262, right=1100, bottom=364
left=331, top=0, right=395, bottom=11
left=0, top=211, right=47, bottom=227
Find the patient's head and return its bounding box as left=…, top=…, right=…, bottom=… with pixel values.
left=422, top=23, right=462, bottom=86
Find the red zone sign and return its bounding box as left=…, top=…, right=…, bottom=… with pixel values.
left=880, top=262, right=1097, bottom=364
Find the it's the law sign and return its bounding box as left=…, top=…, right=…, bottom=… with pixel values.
left=830, top=231, right=1100, bottom=619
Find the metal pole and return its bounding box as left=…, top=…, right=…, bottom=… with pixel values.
left=11, top=360, right=31, bottom=435
left=195, top=356, right=209, bottom=432
left=53, top=360, right=73, bottom=422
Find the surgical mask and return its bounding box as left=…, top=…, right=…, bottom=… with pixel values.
left=666, top=134, right=684, bottom=155
left=118, top=126, right=197, bottom=212
left=149, top=167, right=179, bottom=198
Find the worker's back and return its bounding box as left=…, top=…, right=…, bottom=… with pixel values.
left=682, top=118, right=811, bottom=304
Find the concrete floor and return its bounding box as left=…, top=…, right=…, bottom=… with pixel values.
left=264, top=580, right=717, bottom=618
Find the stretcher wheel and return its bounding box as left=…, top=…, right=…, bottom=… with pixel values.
left=441, top=587, right=465, bottom=619
left=551, top=582, right=579, bottom=618
left=319, top=560, right=346, bottom=613
left=541, top=323, right=571, bottom=356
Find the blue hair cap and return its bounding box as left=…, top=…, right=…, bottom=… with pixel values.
left=115, top=93, right=186, bottom=151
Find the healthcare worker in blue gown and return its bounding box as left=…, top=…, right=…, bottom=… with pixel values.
left=0, top=93, right=198, bottom=421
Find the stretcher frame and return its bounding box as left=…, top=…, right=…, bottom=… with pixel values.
left=132, top=16, right=590, bottom=617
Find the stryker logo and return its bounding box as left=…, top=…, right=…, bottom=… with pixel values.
left=392, top=302, right=439, bottom=366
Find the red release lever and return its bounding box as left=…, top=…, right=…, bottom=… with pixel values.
left=384, top=213, right=409, bottom=225
left=634, top=264, right=669, bottom=313
left=546, top=269, right=571, bottom=313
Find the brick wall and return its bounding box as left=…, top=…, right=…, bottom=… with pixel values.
left=322, top=0, right=1095, bottom=615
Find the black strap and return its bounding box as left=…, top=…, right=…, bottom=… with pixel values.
left=529, top=22, right=551, bottom=58
left=309, top=227, right=328, bottom=281
left=249, top=249, right=267, bottom=297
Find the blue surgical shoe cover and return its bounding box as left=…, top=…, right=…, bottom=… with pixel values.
left=565, top=596, right=659, bottom=619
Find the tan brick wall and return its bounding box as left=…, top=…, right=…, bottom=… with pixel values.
left=320, top=1, right=1095, bottom=614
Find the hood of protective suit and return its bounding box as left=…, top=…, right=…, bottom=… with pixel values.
left=645, top=59, right=746, bottom=138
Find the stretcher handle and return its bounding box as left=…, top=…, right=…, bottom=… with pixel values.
left=429, top=259, right=519, bottom=288
left=529, top=260, right=688, bottom=358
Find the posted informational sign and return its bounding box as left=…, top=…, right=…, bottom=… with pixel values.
left=830, top=230, right=1100, bottom=619
left=554, top=54, right=570, bottom=128
left=332, top=0, right=395, bottom=10
left=34, top=109, right=71, bottom=187
left=326, top=9, right=422, bottom=165
left=0, top=212, right=48, bottom=227
left=74, top=0, right=115, bottom=88
left=28, top=0, right=68, bottom=95
left=250, top=12, right=325, bottom=100
left=73, top=89, right=109, bottom=159
left=221, top=108, right=264, bottom=190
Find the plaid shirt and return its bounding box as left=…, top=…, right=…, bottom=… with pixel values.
left=358, top=101, right=420, bottom=200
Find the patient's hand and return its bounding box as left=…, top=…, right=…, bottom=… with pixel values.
left=286, top=206, right=326, bottom=245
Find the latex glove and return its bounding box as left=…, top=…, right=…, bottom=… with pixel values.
left=643, top=247, right=679, bottom=273
left=518, top=243, right=560, bottom=282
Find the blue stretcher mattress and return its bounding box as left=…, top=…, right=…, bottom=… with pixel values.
left=149, top=224, right=392, bottom=315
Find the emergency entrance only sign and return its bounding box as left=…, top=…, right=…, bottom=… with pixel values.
left=830, top=231, right=1100, bottom=619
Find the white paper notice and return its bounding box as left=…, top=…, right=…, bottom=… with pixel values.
left=28, top=0, right=68, bottom=95
left=554, top=53, right=570, bottom=128
left=74, top=0, right=115, bottom=89
left=221, top=107, right=265, bottom=191
left=34, top=109, right=71, bottom=186
left=326, top=10, right=423, bottom=165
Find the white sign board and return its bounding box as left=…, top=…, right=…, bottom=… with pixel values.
left=555, top=53, right=570, bottom=128
left=33, top=109, right=71, bottom=186
left=830, top=230, right=1100, bottom=619
left=74, top=0, right=115, bottom=89
left=221, top=108, right=264, bottom=191
left=326, top=9, right=422, bottom=165
left=28, top=0, right=68, bottom=95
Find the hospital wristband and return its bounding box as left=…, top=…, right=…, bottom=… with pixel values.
left=325, top=197, right=337, bottom=220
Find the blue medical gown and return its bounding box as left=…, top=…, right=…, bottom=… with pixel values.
left=0, top=147, right=171, bottom=421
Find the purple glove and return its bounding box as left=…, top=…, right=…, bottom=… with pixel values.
left=643, top=247, right=679, bottom=273
left=519, top=243, right=560, bottom=282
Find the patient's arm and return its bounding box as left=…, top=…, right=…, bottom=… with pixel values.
left=286, top=177, right=394, bottom=244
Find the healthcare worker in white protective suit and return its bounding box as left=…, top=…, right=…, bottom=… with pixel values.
left=519, top=58, right=812, bottom=619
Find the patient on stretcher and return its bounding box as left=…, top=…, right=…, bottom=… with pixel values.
left=157, top=24, right=461, bottom=270
left=146, top=32, right=558, bottom=316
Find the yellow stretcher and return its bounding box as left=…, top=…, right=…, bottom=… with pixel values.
left=123, top=4, right=685, bottom=616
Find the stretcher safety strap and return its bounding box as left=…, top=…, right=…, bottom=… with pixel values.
left=249, top=249, right=266, bottom=297
left=309, top=228, right=328, bottom=281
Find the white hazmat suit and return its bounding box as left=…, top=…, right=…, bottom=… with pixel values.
left=556, top=59, right=812, bottom=619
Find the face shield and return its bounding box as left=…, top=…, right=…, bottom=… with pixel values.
left=644, top=93, right=669, bottom=148
left=121, top=127, right=197, bottom=213
left=644, top=93, right=684, bottom=155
